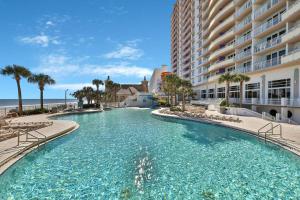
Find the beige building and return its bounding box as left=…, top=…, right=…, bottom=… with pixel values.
left=171, top=0, right=300, bottom=123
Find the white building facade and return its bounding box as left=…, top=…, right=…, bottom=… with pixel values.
left=149, top=65, right=168, bottom=95
left=171, top=0, right=300, bottom=123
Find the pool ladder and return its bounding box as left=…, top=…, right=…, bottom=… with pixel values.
left=257, top=122, right=282, bottom=142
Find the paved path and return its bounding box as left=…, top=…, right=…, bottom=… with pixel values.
left=0, top=113, right=78, bottom=174
left=152, top=109, right=300, bottom=156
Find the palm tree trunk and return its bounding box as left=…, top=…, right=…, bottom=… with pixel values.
left=182, top=92, right=185, bottom=111
left=240, top=81, right=243, bottom=108
left=40, top=89, right=44, bottom=110
left=16, top=80, right=23, bottom=115
left=226, top=81, right=230, bottom=106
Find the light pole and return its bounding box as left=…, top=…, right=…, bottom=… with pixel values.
left=65, top=89, right=69, bottom=108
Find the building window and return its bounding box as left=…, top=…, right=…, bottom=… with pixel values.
left=230, top=86, right=240, bottom=98
left=245, top=83, right=260, bottom=99
left=268, top=79, right=291, bottom=99
left=208, top=89, right=214, bottom=98
left=201, top=90, right=207, bottom=99
left=217, top=87, right=225, bottom=98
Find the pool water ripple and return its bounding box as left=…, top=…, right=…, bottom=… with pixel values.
left=0, top=109, right=300, bottom=199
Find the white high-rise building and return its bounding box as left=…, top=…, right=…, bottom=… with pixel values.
left=149, top=65, right=168, bottom=95
left=171, top=0, right=300, bottom=123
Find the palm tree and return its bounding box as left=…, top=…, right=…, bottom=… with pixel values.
left=233, top=74, right=250, bottom=107
left=82, top=86, right=94, bottom=104
left=218, top=73, right=235, bottom=106
left=163, top=74, right=180, bottom=106
left=92, top=79, right=103, bottom=106
left=178, top=79, right=193, bottom=111
left=0, top=65, right=31, bottom=115
left=72, top=90, right=85, bottom=101
left=105, top=79, right=114, bottom=102
left=28, top=73, right=55, bottom=110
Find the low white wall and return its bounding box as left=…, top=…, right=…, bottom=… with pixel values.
left=225, top=107, right=261, bottom=117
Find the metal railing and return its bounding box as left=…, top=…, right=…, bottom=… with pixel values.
left=254, top=0, right=280, bottom=19
left=258, top=122, right=282, bottom=142
left=254, top=56, right=282, bottom=71
left=236, top=33, right=252, bottom=46
left=235, top=49, right=252, bottom=61
left=236, top=0, right=252, bottom=18
left=254, top=36, right=283, bottom=53
left=0, top=102, right=78, bottom=118
left=235, top=14, right=252, bottom=32
left=254, top=14, right=282, bottom=36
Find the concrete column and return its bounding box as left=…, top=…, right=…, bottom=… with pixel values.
left=294, top=68, right=299, bottom=99
left=261, top=75, right=266, bottom=104
left=281, top=97, right=288, bottom=119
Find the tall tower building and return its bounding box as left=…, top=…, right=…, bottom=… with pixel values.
left=171, top=0, right=300, bottom=123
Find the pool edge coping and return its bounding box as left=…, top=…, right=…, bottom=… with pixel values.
left=151, top=109, right=300, bottom=157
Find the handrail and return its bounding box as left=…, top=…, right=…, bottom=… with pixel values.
left=258, top=122, right=282, bottom=142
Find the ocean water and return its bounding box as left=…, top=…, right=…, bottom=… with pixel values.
left=0, top=109, right=299, bottom=199
left=0, top=99, right=77, bottom=107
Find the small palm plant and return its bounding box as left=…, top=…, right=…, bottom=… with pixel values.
left=178, top=79, right=193, bottom=111
left=218, top=72, right=235, bottom=106
left=233, top=74, right=250, bottom=107
left=92, top=79, right=104, bottom=106
left=1, top=65, right=31, bottom=115
left=28, top=73, right=56, bottom=111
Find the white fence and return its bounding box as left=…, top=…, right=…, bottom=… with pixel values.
left=0, top=102, right=77, bottom=117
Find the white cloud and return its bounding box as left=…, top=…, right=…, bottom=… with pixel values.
left=20, top=34, right=60, bottom=47
left=50, top=83, right=100, bottom=91
left=35, top=54, right=152, bottom=78
left=46, top=21, right=55, bottom=27
left=104, top=46, right=143, bottom=60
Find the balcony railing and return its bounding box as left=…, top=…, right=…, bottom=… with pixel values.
left=254, top=14, right=282, bottom=36
left=254, top=35, right=283, bottom=53
left=236, top=0, right=252, bottom=18
left=235, top=49, right=252, bottom=61
left=254, top=56, right=283, bottom=71
left=235, top=65, right=252, bottom=73
left=236, top=33, right=252, bottom=46
left=235, top=15, right=252, bottom=32
left=254, top=0, right=280, bottom=19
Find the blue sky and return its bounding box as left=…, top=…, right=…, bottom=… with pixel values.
left=0, top=0, right=174, bottom=99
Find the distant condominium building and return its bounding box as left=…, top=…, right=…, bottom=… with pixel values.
left=171, top=0, right=300, bottom=123
left=149, top=65, right=168, bottom=95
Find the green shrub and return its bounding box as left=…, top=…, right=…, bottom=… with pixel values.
left=220, top=99, right=229, bottom=107
left=23, top=108, right=49, bottom=115
left=170, top=106, right=182, bottom=112
left=158, top=99, right=171, bottom=107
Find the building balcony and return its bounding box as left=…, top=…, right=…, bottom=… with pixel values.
left=282, top=46, right=300, bottom=64
left=207, top=15, right=235, bottom=43
left=253, top=14, right=283, bottom=37
left=254, top=56, right=282, bottom=71
left=235, top=14, right=252, bottom=33
left=235, top=49, right=252, bottom=62
left=235, top=0, right=252, bottom=19
left=208, top=28, right=235, bottom=51
left=235, top=33, right=252, bottom=47
left=208, top=1, right=235, bottom=32
left=235, top=64, right=252, bottom=73
left=210, top=58, right=235, bottom=72
left=283, top=0, right=300, bottom=21
left=254, top=35, right=284, bottom=54
left=253, top=0, right=284, bottom=20
left=209, top=43, right=235, bottom=61
left=283, top=23, right=300, bottom=42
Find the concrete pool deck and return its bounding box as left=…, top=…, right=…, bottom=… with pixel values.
left=152, top=109, right=300, bottom=156
left=0, top=109, right=102, bottom=174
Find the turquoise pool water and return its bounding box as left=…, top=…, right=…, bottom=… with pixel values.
left=0, top=109, right=300, bottom=199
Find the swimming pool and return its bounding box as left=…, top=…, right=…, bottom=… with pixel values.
left=0, top=109, right=300, bottom=199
